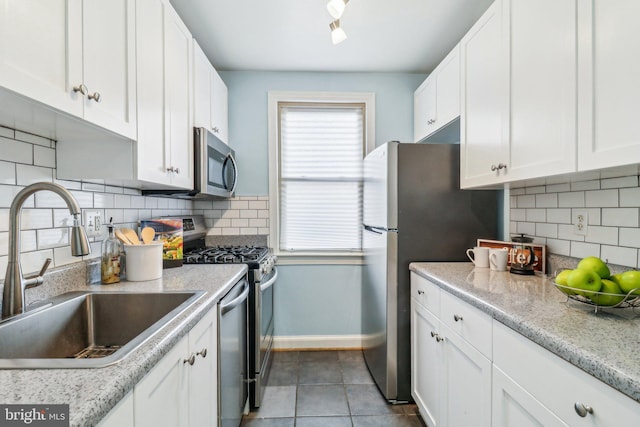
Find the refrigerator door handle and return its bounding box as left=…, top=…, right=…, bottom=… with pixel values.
left=363, top=224, right=398, bottom=234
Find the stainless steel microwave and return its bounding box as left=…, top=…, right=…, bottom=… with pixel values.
left=142, top=127, right=237, bottom=199
left=195, top=127, right=237, bottom=198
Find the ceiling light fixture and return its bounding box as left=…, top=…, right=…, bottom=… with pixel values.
left=329, top=20, right=347, bottom=45
left=327, top=0, right=349, bottom=19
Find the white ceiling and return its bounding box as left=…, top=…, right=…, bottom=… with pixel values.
left=169, top=0, right=494, bottom=73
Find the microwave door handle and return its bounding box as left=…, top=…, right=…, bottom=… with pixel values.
left=223, top=153, right=238, bottom=193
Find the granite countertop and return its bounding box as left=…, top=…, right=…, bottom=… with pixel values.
left=0, top=263, right=248, bottom=427
left=409, top=262, right=640, bottom=404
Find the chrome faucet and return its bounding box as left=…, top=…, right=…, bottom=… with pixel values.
left=2, top=182, right=91, bottom=319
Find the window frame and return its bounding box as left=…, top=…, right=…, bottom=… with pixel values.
left=267, top=91, right=376, bottom=264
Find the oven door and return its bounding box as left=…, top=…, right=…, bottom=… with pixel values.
left=253, top=267, right=278, bottom=408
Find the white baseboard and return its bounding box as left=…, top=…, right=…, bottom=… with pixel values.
left=273, top=335, right=363, bottom=350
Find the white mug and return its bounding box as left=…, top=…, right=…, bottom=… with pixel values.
left=490, top=248, right=509, bottom=272
left=466, top=246, right=489, bottom=268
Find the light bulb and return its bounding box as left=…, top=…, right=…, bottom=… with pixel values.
left=329, top=20, right=347, bottom=45
left=327, top=0, right=349, bottom=19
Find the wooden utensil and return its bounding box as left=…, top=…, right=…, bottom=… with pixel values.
left=121, top=228, right=140, bottom=245
left=114, top=229, right=132, bottom=245
left=141, top=227, right=155, bottom=244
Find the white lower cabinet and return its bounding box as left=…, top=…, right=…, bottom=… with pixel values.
left=492, top=366, right=568, bottom=427
left=410, top=273, right=491, bottom=427
left=99, top=309, right=218, bottom=426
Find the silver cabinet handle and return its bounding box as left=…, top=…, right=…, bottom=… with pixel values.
left=197, top=348, right=207, bottom=358
left=491, top=164, right=498, bottom=171
left=183, top=354, right=196, bottom=365
left=174, top=167, right=180, bottom=175
left=430, top=331, right=444, bottom=342
left=417, top=290, right=424, bottom=295
left=166, top=166, right=180, bottom=174
left=427, top=119, right=436, bottom=125
left=73, top=84, right=88, bottom=95
left=491, top=163, right=508, bottom=172
left=574, top=402, right=594, bottom=417
left=88, top=92, right=101, bottom=103
left=454, top=314, right=463, bottom=322
left=212, top=127, right=219, bottom=133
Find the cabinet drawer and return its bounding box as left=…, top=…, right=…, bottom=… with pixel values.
left=494, top=322, right=640, bottom=426
left=440, top=290, right=492, bottom=358
left=410, top=272, right=440, bottom=316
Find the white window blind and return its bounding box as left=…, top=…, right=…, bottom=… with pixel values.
left=278, top=103, right=365, bottom=252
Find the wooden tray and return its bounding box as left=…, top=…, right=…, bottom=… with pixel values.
left=477, top=239, right=546, bottom=274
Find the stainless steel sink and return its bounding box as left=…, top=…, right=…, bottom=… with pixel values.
left=0, top=290, right=205, bottom=369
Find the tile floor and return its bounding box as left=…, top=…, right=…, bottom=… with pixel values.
left=241, top=350, right=425, bottom=427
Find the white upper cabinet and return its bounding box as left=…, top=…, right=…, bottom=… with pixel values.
left=504, top=0, right=577, bottom=182
left=577, top=0, right=640, bottom=171
left=193, top=39, right=229, bottom=144
left=461, top=0, right=578, bottom=188
left=0, top=0, right=136, bottom=139
left=414, top=46, right=460, bottom=143
left=460, top=0, right=507, bottom=188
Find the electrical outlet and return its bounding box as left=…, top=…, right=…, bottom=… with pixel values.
left=83, top=210, right=102, bottom=238
left=573, top=209, right=588, bottom=236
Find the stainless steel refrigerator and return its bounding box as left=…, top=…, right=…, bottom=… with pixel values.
left=362, top=141, right=498, bottom=402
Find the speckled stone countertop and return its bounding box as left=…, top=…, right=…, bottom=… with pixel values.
left=410, top=262, right=640, bottom=404
left=0, top=263, right=247, bottom=427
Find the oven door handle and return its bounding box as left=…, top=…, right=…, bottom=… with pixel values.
left=220, top=280, right=250, bottom=314
left=259, top=267, right=278, bottom=292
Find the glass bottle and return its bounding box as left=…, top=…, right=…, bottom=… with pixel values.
left=101, top=223, right=121, bottom=284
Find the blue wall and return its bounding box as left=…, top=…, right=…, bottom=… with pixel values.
left=219, top=71, right=426, bottom=196
left=219, top=71, right=426, bottom=338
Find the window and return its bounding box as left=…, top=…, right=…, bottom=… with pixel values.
left=268, top=92, right=375, bottom=258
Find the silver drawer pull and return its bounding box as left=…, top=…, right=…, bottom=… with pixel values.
left=574, top=402, right=593, bottom=417
left=88, top=91, right=101, bottom=103
left=73, top=84, right=87, bottom=95
left=183, top=354, right=196, bottom=365
left=197, top=348, right=207, bottom=358
left=453, top=314, right=463, bottom=322
left=417, top=290, right=424, bottom=295
left=430, top=331, right=444, bottom=342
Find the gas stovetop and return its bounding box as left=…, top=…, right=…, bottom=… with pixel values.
left=183, top=246, right=270, bottom=266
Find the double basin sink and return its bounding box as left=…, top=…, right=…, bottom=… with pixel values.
left=0, top=290, right=205, bottom=369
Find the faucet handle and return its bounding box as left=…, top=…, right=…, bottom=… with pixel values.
left=24, top=258, right=52, bottom=289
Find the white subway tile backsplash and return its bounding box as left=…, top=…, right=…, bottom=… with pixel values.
left=240, top=209, right=258, bottom=219
left=20, top=249, right=54, bottom=275
left=0, top=137, right=33, bottom=164
left=585, top=208, right=601, bottom=225
left=601, top=245, right=638, bottom=268
left=105, top=185, right=124, bottom=194
left=517, top=195, right=536, bottom=208
left=249, top=200, right=268, bottom=210
left=231, top=218, right=249, bottom=228
left=20, top=208, right=53, bottom=229
left=570, top=241, right=601, bottom=259
left=222, top=209, right=240, bottom=219
left=33, top=146, right=56, bottom=168
left=94, top=192, right=115, bottom=209
left=620, top=187, right=640, bottom=207
left=525, top=186, right=546, bottom=194
left=510, top=187, right=525, bottom=196
left=585, top=226, right=618, bottom=245
left=0, top=126, right=14, bottom=138
left=230, top=200, right=249, bottom=210
left=526, top=209, right=546, bottom=222
left=511, top=208, right=526, bottom=221
left=546, top=183, right=570, bottom=193
left=144, top=197, right=158, bottom=209
left=558, top=224, right=584, bottom=241
left=546, top=208, right=571, bottom=224
left=517, top=222, right=536, bottom=235
left=104, top=209, right=124, bottom=224
left=545, top=239, right=571, bottom=257
left=223, top=227, right=240, bottom=235
left=585, top=189, right=618, bottom=207
left=535, top=223, right=557, bottom=238
left=54, top=179, right=82, bottom=190
left=0, top=232, right=7, bottom=256
left=249, top=218, right=267, bottom=228
left=81, top=182, right=105, bottom=192
left=204, top=210, right=222, bottom=219
left=114, top=194, right=132, bottom=209
left=558, top=191, right=584, bottom=208
left=53, top=209, right=74, bottom=228
left=535, top=193, right=557, bottom=208
left=0, top=160, right=16, bottom=184
left=0, top=209, right=8, bottom=232
left=37, top=228, right=69, bottom=249
left=601, top=164, right=639, bottom=178
left=620, top=228, right=640, bottom=248
left=123, top=187, right=140, bottom=195
left=601, top=175, right=638, bottom=189
left=16, top=164, right=53, bottom=185
left=15, top=131, right=51, bottom=147
left=130, top=195, right=145, bottom=209
left=240, top=227, right=258, bottom=235
left=571, top=180, right=599, bottom=191
left=258, top=210, right=269, bottom=219
left=212, top=201, right=230, bottom=210
left=194, top=200, right=213, bottom=210
left=601, top=208, right=639, bottom=227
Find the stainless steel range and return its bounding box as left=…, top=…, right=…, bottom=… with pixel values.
left=180, top=217, right=277, bottom=410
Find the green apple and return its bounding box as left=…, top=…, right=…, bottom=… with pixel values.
left=618, top=270, right=640, bottom=295
left=577, top=256, right=610, bottom=279
left=589, top=279, right=625, bottom=306
left=567, top=268, right=602, bottom=297
left=554, top=269, right=575, bottom=295
left=609, top=273, right=624, bottom=286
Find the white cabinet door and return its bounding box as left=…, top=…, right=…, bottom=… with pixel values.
left=188, top=309, right=218, bottom=427
left=460, top=0, right=508, bottom=188
left=135, top=0, right=170, bottom=185
left=505, top=0, right=577, bottom=181
left=134, top=336, right=189, bottom=427
left=413, top=78, right=436, bottom=143
left=82, top=0, right=136, bottom=139
left=435, top=46, right=460, bottom=130
left=411, top=298, right=441, bottom=427
left=211, top=67, right=229, bottom=144
left=193, top=39, right=212, bottom=130
left=493, top=366, right=568, bottom=427
left=440, top=323, right=491, bottom=427
left=97, top=391, right=134, bottom=427
left=578, top=0, right=640, bottom=171
left=164, top=4, right=193, bottom=189
left=0, top=0, right=83, bottom=116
